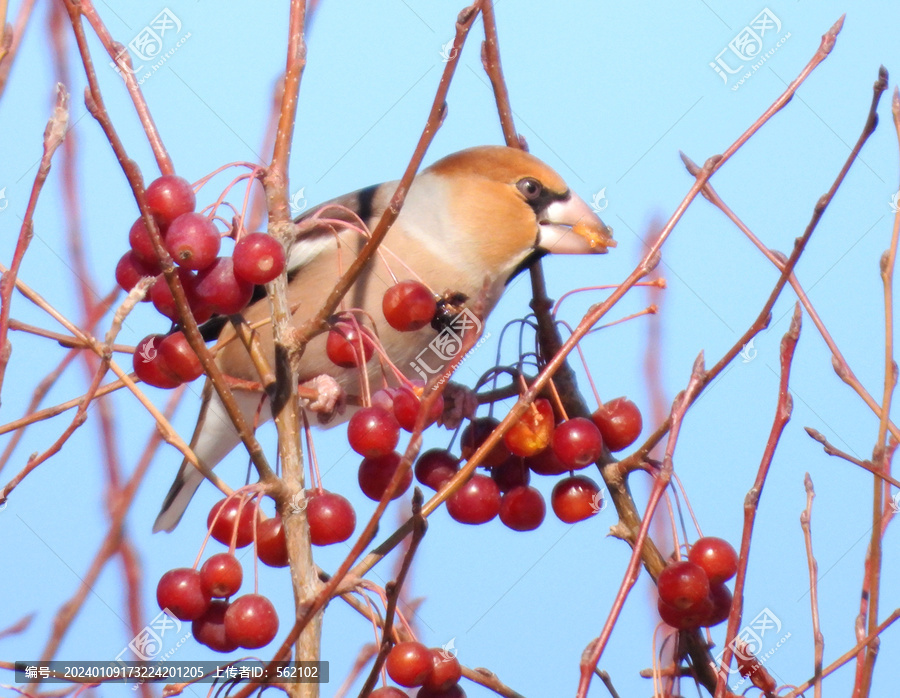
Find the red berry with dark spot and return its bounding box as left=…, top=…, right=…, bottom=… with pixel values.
left=150, top=268, right=212, bottom=323
left=504, top=398, right=554, bottom=457
left=551, top=418, right=604, bottom=469
left=133, top=334, right=181, bottom=389
left=358, top=452, right=412, bottom=501
left=446, top=474, right=500, bottom=525
left=414, top=449, right=459, bottom=490
left=658, top=560, right=710, bottom=610
left=701, top=582, right=733, bottom=627
left=307, top=490, right=356, bottom=545
left=192, top=600, right=238, bottom=653
left=461, top=416, right=510, bottom=467
left=688, top=536, right=739, bottom=585
left=257, top=515, right=289, bottom=567
left=159, top=331, right=204, bottom=382
left=347, top=406, right=400, bottom=458
left=491, top=456, right=530, bottom=492
left=164, top=212, right=221, bottom=270
left=326, top=323, right=374, bottom=368
left=423, top=648, right=462, bottom=691
left=499, top=485, right=545, bottom=531
left=129, top=216, right=164, bottom=266
left=116, top=251, right=159, bottom=297
left=385, top=641, right=433, bottom=687
left=392, top=383, right=443, bottom=431
left=233, top=232, right=286, bottom=284
left=383, top=280, right=437, bottom=332
left=156, top=568, right=210, bottom=620
left=657, top=595, right=713, bottom=630
left=195, top=257, right=254, bottom=315
left=224, top=593, right=278, bottom=649
left=207, top=497, right=260, bottom=548
left=145, top=175, right=196, bottom=228
left=200, top=553, right=243, bottom=598
left=550, top=475, right=601, bottom=523
left=591, top=397, right=643, bottom=452
left=525, top=447, right=568, bottom=476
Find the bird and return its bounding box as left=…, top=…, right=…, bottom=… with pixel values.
left=153, top=145, right=615, bottom=532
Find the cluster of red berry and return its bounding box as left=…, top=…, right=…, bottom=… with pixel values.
left=369, top=640, right=465, bottom=697
left=155, top=492, right=356, bottom=654
left=403, top=396, right=643, bottom=531
left=656, top=536, right=739, bottom=630
left=117, top=175, right=287, bottom=388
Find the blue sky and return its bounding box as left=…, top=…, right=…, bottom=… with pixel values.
left=2, top=1, right=900, bottom=696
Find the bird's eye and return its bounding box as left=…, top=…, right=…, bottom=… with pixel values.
left=516, top=177, right=543, bottom=201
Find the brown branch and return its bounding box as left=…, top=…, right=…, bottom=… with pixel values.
left=0, top=84, right=68, bottom=399
left=479, top=0, right=518, bottom=147
left=801, top=473, right=824, bottom=698
left=714, top=305, right=801, bottom=697
left=804, top=428, right=900, bottom=488
left=357, top=491, right=427, bottom=696
left=577, top=354, right=709, bottom=698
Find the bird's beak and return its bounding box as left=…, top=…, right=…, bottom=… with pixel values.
left=536, top=192, right=615, bottom=254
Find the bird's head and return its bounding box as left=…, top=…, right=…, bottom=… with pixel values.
left=420, top=145, right=615, bottom=282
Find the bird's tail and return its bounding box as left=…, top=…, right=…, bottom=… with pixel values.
left=153, top=381, right=269, bottom=533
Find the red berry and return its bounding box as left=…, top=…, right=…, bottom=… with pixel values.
left=657, top=595, right=713, bottom=630
left=133, top=334, right=181, bottom=389
left=233, top=233, right=286, bottom=284
left=164, top=212, right=221, bottom=270
left=192, top=600, right=238, bottom=653
left=461, top=416, right=510, bottom=467
left=145, top=175, right=196, bottom=228
left=446, top=474, right=501, bottom=525
left=417, top=686, right=466, bottom=698
left=525, top=447, right=568, bottom=476
left=386, top=641, right=433, bottom=687
left=382, top=280, right=437, bottom=332
left=129, top=216, right=164, bottom=266
left=195, top=257, right=254, bottom=315
left=658, top=560, right=711, bottom=610
left=326, top=322, right=374, bottom=368
left=115, top=251, right=159, bottom=297
left=499, top=485, right=545, bottom=531
left=224, top=593, right=278, bottom=649
left=415, top=449, right=460, bottom=490
left=550, top=475, right=601, bottom=523
left=347, top=406, right=400, bottom=458
left=701, top=582, right=733, bottom=627
left=158, top=331, right=204, bottom=382
left=504, top=398, right=554, bottom=457
left=200, top=552, right=243, bottom=598
left=490, top=456, right=530, bottom=492
left=591, top=397, right=642, bottom=452
left=150, top=268, right=213, bottom=323
left=207, top=497, right=260, bottom=548
left=423, top=648, right=462, bottom=691
left=307, top=490, right=356, bottom=545
left=358, top=452, right=412, bottom=501
left=257, top=515, right=289, bottom=567
left=370, top=689, right=407, bottom=698
left=392, top=383, right=443, bottom=432
left=551, top=418, right=604, bottom=469
left=688, top=536, right=739, bottom=585
left=156, top=568, right=210, bottom=620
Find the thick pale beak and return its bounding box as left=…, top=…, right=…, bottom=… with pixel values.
left=536, top=192, right=615, bottom=254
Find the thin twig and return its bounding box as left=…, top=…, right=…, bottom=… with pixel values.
left=801, top=473, right=824, bottom=698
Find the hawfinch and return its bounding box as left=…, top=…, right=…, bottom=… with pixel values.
left=153, top=145, right=613, bottom=532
